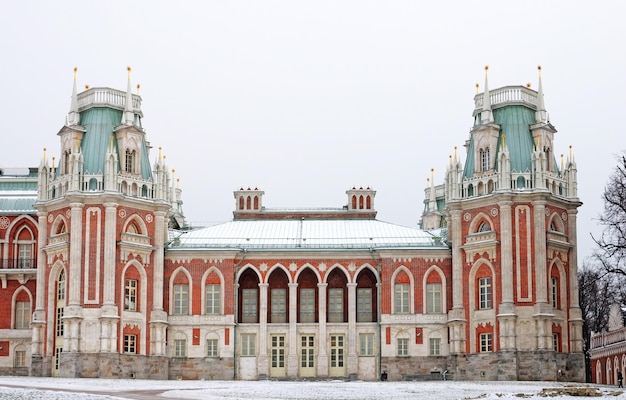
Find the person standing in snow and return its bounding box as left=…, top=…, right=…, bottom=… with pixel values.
left=618, top=371, right=623, bottom=388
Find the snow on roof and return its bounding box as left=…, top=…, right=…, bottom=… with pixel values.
left=170, top=219, right=441, bottom=250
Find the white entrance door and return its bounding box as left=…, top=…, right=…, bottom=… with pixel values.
left=329, top=334, right=345, bottom=377
left=270, top=335, right=286, bottom=377
left=300, top=335, right=316, bottom=377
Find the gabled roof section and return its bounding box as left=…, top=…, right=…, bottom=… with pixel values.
left=168, top=219, right=442, bottom=251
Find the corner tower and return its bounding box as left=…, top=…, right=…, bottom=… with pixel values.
left=443, top=67, right=583, bottom=381
left=31, top=68, right=184, bottom=378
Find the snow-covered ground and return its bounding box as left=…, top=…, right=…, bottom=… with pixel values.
left=0, top=377, right=622, bottom=400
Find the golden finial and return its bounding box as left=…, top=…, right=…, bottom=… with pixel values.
left=449, top=154, right=452, bottom=166
left=454, top=146, right=457, bottom=159
left=526, top=83, right=531, bottom=88
left=158, top=147, right=162, bottom=160
left=485, top=65, right=489, bottom=71
left=127, top=66, right=131, bottom=79
left=569, top=145, right=573, bottom=160
left=501, top=134, right=505, bottom=148
left=538, top=65, right=542, bottom=78
left=109, top=135, right=114, bottom=150
left=43, top=148, right=47, bottom=162
left=52, top=156, right=55, bottom=172
left=561, top=154, right=564, bottom=169
left=73, top=67, right=77, bottom=80
left=85, top=84, right=89, bottom=89
left=475, top=83, right=479, bottom=94
left=136, top=84, right=141, bottom=95
left=172, top=169, right=175, bottom=174
left=177, top=178, right=180, bottom=189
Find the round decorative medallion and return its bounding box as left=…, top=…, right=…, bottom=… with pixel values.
left=0, top=216, right=10, bottom=230
left=65, top=209, right=71, bottom=219
left=490, top=208, right=498, bottom=217
left=463, top=213, right=471, bottom=222
left=146, top=214, right=153, bottom=223
left=119, top=209, right=127, bottom=218
left=562, top=212, right=568, bottom=221
left=47, top=214, right=54, bottom=223
left=545, top=208, right=550, bottom=216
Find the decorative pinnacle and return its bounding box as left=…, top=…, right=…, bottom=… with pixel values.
left=137, top=84, right=141, bottom=95
left=538, top=65, right=542, bottom=77
left=526, top=83, right=531, bottom=88
left=85, top=85, right=89, bottom=89
left=475, top=83, right=479, bottom=94
left=73, top=67, right=77, bottom=79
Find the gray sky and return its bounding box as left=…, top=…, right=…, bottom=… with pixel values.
left=1, top=1, right=624, bottom=263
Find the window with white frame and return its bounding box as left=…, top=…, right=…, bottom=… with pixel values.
left=481, top=147, right=490, bottom=171
left=124, top=334, right=136, bottom=354
left=242, top=289, right=258, bottom=323
left=394, top=283, right=409, bottom=314
left=14, top=350, right=26, bottom=367
left=18, top=243, right=32, bottom=268
left=426, top=283, right=442, bottom=314
left=174, top=339, right=187, bottom=357
left=553, top=333, right=559, bottom=352
left=357, top=288, right=372, bottom=322
left=429, top=338, right=441, bottom=356
left=328, top=288, right=344, bottom=322
left=551, top=276, right=559, bottom=308
left=205, top=284, right=221, bottom=315
left=241, top=333, right=256, bottom=356
left=271, top=288, right=287, bottom=323
left=299, top=288, right=315, bottom=323
left=15, top=301, right=30, bottom=329
left=397, top=338, right=409, bottom=356
left=125, top=279, right=137, bottom=311
left=359, top=333, right=375, bottom=356
left=478, top=277, right=492, bottom=309
left=207, top=338, right=219, bottom=357
left=173, top=284, right=189, bottom=315
left=479, top=333, right=493, bottom=352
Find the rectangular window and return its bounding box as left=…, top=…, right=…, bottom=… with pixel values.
left=299, top=288, right=315, bottom=323
left=15, top=301, right=30, bottom=329
left=241, top=333, right=256, bottom=357
left=173, top=284, right=188, bottom=315
left=271, top=288, right=287, bottom=323
left=397, top=338, right=409, bottom=356
left=359, top=333, right=375, bottom=356
left=394, top=283, right=409, bottom=314
left=551, top=277, right=558, bottom=308
left=56, top=307, right=64, bottom=336
left=174, top=339, right=187, bottom=357
left=206, top=284, right=221, bottom=315
left=18, top=244, right=31, bottom=268
left=429, top=338, right=441, bottom=356
left=426, top=283, right=442, bottom=314
left=553, top=333, right=559, bottom=352
left=357, top=288, right=372, bottom=322
left=124, top=334, right=136, bottom=354
left=242, top=289, right=258, bottom=323
left=125, top=279, right=137, bottom=311
left=14, top=350, right=26, bottom=367
left=478, top=277, right=492, bottom=309
left=206, top=338, right=219, bottom=357
left=480, top=333, right=493, bottom=352
left=328, top=288, right=344, bottom=323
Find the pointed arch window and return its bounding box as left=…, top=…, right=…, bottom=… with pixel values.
left=15, top=300, right=30, bottom=329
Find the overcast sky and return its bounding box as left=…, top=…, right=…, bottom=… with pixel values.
left=1, top=1, right=624, bottom=263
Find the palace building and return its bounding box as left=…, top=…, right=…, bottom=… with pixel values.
left=0, top=67, right=584, bottom=381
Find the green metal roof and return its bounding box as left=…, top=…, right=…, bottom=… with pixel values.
left=78, top=108, right=152, bottom=180
left=464, top=105, right=537, bottom=179
left=0, top=180, right=38, bottom=191
left=0, top=197, right=36, bottom=214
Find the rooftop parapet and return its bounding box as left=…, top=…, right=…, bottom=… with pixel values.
left=473, top=85, right=539, bottom=116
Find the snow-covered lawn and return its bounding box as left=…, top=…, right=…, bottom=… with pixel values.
left=0, top=377, right=622, bottom=399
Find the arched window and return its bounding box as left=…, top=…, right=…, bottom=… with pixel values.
left=268, top=268, right=289, bottom=323
left=297, top=268, right=318, bottom=323
left=359, top=195, right=364, bottom=209
left=205, top=272, right=221, bottom=315
left=351, top=195, right=357, bottom=210
left=327, top=269, right=347, bottom=323
left=254, top=196, right=259, bottom=210
left=238, top=268, right=259, bottom=323
left=239, top=196, right=244, bottom=210
left=393, top=270, right=411, bottom=314
left=356, top=268, right=377, bottom=322
left=366, top=196, right=371, bottom=209
left=246, top=196, right=251, bottom=210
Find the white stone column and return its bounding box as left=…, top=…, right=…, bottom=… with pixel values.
left=317, top=282, right=328, bottom=376
left=533, top=200, right=548, bottom=304
left=32, top=211, right=48, bottom=356
left=68, top=202, right=84, bottom=306
left=347, top=282, right=357, bottom=375
left=448, top=208, right=466, bottom=354
left=149, top=210, right=168, bottom=356
left=567, top=208, right=584, bottom=352
left=497, top=199, right=517, bottom=351
left=102, top=203, right=117, bottom=306
left=258, top=283, right=269, bottom=376
left=288, top=282, right=298, bottom=376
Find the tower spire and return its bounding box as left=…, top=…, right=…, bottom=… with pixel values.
left=481, top=65, right=493, bottom=123
left=122, top=66, right=134, bottom=125
left=67, top=67, right=80, bottom=126
left=536, top=65, right=547, bottom=122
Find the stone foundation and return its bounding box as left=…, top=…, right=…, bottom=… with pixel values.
left=59, top=353, right=169, bottom=379
left=169, top=357, right=235, bottom=380
left=381, top=356, right=448, bottom=381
